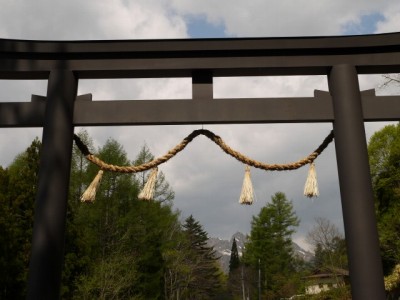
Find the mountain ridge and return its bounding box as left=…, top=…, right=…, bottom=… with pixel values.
left=208, top=232, right=314, bottom=273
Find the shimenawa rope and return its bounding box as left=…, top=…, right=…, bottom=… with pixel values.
left=73, top=129, right=334, bottom=174
left=75, top=129, right=334, bottom=202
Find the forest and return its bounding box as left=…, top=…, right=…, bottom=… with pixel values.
left=0, top=123, right=399, bottom=299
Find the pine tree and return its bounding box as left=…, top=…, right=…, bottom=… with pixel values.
left=182, top=215, right=223, bottom=299
left=229, top=238, right=240, bottom=273
left=227, top=238, right=243, bottom=299
left=243, top=192, right=300, bottom=299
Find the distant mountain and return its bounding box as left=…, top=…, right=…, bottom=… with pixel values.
left=208, top=232, right=247, bottom=273
left=292, top=241, right=314, bottom=262
left=208, top=232, right=314, bottom=273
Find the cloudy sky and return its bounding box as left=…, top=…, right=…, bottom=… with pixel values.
left=1, top=0, right=400, bottom=250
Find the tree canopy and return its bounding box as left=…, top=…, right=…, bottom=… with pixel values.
left=243, top=192, right=300, bottom=299
left=0, top=138, right=41, bottom=299
left=0, top=132, right=228, bottom=299
left=307, top=217, right=347, bottom=270
left=368, top=123, right=400, bottom=276
left=181, top=215, right=224, bottom=299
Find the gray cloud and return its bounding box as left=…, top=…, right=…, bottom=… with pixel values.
left=0, top=1, right=399, bottom=251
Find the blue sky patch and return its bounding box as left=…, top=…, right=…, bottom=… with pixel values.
left=343, top=12, right=385, bottom=35
left=187, top=16, right=227, bottom=38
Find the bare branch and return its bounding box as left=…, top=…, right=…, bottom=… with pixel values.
left=306, top=217, right=343, bottom=251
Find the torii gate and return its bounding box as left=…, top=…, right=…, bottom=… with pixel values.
left=1, top=32, right=400, bottom=300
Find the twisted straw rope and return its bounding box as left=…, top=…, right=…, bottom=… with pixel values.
left=73, top=129, right=334, bottom=173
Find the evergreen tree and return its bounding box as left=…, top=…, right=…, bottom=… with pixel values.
left=1, top=134, right=218, bottom=299
left=243, top=192, right=300, bottom=299
left=229, top=238, right=240, bottom=273
left=227, top=238, right=243, bottom=299
left=73, top=138, right=141, bottom=298
left=182, top=215, right=223, bottom=299
left=61, top=129, right=95, bottom=298
left=0, top=138, right=41, bottom=299
left=72, top=137, right=182, bottom=299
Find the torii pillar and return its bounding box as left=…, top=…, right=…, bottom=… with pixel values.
left=27, top=70, right=77, bottom=299
left=329, top=64, right=385, bottom=300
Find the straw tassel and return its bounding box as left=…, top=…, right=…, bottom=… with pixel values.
left=138, top=167, right=158, bottom=201
left=239, top=165, right=254, bottom=205
left=304, top=162, right=319, bottom=198
left=81, top=169, right=104, bottom=203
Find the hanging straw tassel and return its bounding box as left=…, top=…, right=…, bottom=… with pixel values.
left=304, top=162, right=319, bottom=198
left=138, top=167, right=158, bottom=201
left=239, top=165, right=254, bottom=205
left=81, top=169, right=104, bottom=203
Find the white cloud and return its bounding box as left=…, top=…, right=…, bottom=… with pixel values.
left=0, top=0, right=399, bottom=244
left=375, top=3, right=400, bottom=33
left=0, top=0, right=187, bottom=40
left=170, top=0, right=396, bottom=36
left=214, top=76, right=328, bottom=98
left=78, top=78, right=191, bottom=100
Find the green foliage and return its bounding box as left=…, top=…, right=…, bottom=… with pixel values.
left=71, top=138, right=154, bottom=299
left=181, top=215, right=224, bottom=299
left=243, top=192, right=300, bottom=299
left=61, top=130, right=95, bottom=298
left=308, top=285, right=351, bottom=300
left=229, top=238, right=240, bottom=273
left=65, top=136, right=225, bottom=299
left=69, top=129, right=94, bottom=206
left=314, top=238, right=347, bottom=270
left=0, top=134, right=227, bottom=299
left=75, top=199, right=180, bottom=299
left=368, top=123, right=400, bottom=274
left=307, top=218, right=348, bottom=270
left=163, top=227, right=193, bottom=300
left=0, top=138, right=41, bottom=299
left=227, top=238, right=243, bottom=299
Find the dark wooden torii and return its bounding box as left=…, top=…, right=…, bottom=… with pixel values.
left=2, top=32, right=400, bottom=300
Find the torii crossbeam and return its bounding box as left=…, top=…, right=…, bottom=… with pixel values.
left=1, top=32, right=400, bottom=299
